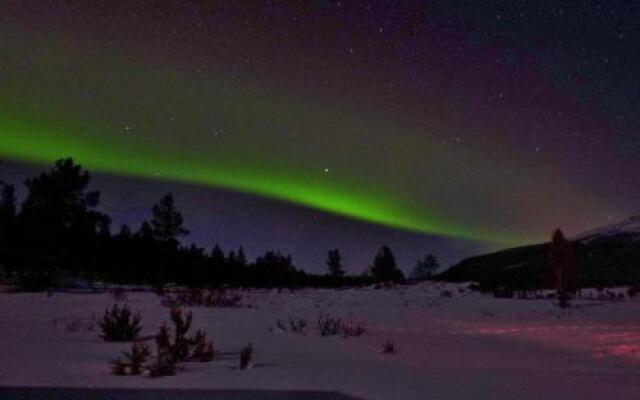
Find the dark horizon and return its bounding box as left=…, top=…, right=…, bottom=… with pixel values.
left=1, top=158, right=491, bottom=274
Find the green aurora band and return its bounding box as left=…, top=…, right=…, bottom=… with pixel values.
left=0, top=35, right=596, bottom=247
left=0, top=114, right=507, bottom=244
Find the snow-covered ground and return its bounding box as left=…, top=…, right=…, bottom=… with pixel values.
left=1, top=283, right=639, bottom=400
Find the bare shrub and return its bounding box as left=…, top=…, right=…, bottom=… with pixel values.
left=341, top=320, right=366, bottom=337
left=317, top=314, right=366, bottom=338
left=289, top=319, right=307, bottom=333
left=161, top=288, right=242, bottom=308
left=240, top=343, right=254, bottom=370
left=99, top=304, right=142, bottom=342
left=275, top=318, right=307, bottom=334
left=189, top=330, right=215, bottom=362
left=111, top=341, right=151, bottom=376
left=161, top=288, right=203, bottom=308
left=206, top=289, right=242, bottom=308
left=382, top=339, right=397, bottom=354
left=317, top=314, right=342, bottom=336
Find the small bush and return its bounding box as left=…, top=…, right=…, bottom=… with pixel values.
left=148, top=324, right=177, bottom=378
left=316, top=314, right=366, bottom=338
left=207, top=289, right=243, bottom=308
left=155, top=309, right=214, bottom=364
left=147, top=354, right=176, bottom=378
left=382, top=339, right=397, bottom=354
left=169, top=308, right=193, bottom=362
left=628, top=286, right=640, bottom=298
left=155, top=323, right=173, bottom=361
left=189, top=330, right=215, bottom=362
left=111, top=308, right=216, bottom=379
left=111, top=341, right=151, bottom=376
left=342, top=321, right=366, bottom=338
left=240, top=343, right=254, bottom=370
left=99, top=304, right=142, bottom=342
left=161, top=288, right=201, bottom=308
left=275, top=318, right=307, bottom=334
left=290, top=319, right=306, bottom=333
left=161, top=288, right=242, bottom=308
left=317, top=315, right=342, bottom=336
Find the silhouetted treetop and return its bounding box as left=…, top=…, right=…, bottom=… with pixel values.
left=411, top=254, right=439, bottom=280
left=150, top=194, right=189, bottom=244
left=370, top=245, right=404, bottom=283
left=0, top=182, right=16, bottom=220
left=21, top=158, right=109, bottom=233
left=326, top=249, right=345, bottom=278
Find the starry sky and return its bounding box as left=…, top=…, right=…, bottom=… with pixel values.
left=0, top=1, right=638, bottom=273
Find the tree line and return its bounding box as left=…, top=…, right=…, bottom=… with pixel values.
left=0, top=159, right=440, bottom=291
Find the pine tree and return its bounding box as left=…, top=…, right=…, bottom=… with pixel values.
left=150, top=194, right=189, bottom=244
left=255, top=251, right=296, bottom=288
left=227, top=250, right=237, bottom=266
left=326, top=249, right=345, bottom=278
left=137, top=221, right=154, bottom=239
left=211, top=244, right=226, bottom=267
left=549, top=229, right=577, bottom=308
left=411, top=254, right=439, bottom=280
left=17, top=158, right=110, bottom=289
left=236, top=246, right=247, bottom=267
left=0, top=183, right=16, bottom=220
left=0, top=182, right=16, bottom=277
left=369, top=246, right=404, bottom=283
left=118, top=224, right=132, bottom=239
left=149, top=194, right=189, bottom=286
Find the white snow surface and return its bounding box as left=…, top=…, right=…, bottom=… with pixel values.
left=1, top=284, right=639, bottom=399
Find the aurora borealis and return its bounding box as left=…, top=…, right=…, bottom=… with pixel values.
left=1, top=1, right=638, bottom=271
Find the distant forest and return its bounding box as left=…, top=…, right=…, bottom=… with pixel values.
left=0, top=159, right=438, bottom=291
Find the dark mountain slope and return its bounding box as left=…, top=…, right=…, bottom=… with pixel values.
left=436, top=217, right=640, bottom=290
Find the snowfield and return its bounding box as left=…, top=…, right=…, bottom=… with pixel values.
left=0, top=283, right=639, bottom=400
